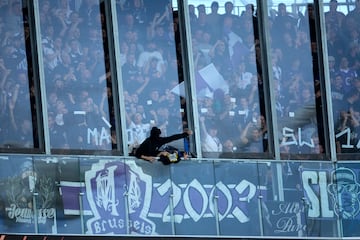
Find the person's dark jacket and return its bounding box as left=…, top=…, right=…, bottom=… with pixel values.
left=135, top=132, right=188, bottom=159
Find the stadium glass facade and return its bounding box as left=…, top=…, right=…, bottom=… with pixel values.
left=1, top=0, right=360, bottom=238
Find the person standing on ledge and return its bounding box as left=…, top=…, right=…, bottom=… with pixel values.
left=135, top=126, right=192, bottom=164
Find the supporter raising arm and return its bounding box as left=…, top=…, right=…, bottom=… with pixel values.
left=135, top=126, right=192, bottom=164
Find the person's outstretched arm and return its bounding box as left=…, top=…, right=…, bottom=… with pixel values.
left=159, top=129, right=193, bottom=145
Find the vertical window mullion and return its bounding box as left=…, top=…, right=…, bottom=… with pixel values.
left=315, top=1, right=337, bottom=161
left=177, top=0, right=202, bottom=158
left=107, top=0, right=127, bottom=155
left=257, top=0, right=281, bottom=160
left=32, top=0, right=50, bottom=153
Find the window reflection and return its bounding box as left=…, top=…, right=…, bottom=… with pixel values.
left=117, top=0, right=188, bottom=155
left=189, top=1, right=267, bottom=158
left=268, top=1, right=324, bottom=158
left=0, top=1, right=37, bottom=149
left=39, top=0, right=114, bottom=151
left=4, top=0, right=360, bottom=159
left=325, top=0, right=360, bottom=155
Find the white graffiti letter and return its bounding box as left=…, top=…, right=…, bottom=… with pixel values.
left=210, top=181, right=232, bottom=221
left=95, top=165, right=119, bottom=216
left=281, top=127, right=297, bottom=146
left=184, top=179, right=208, bottom=222
left=232, top=180, right=257, bottom=223
left=100, top=127, right=111, bottom=145
left=302, top=170, right=320, bottom=217
left=88, top=128, right=99, bottom=145
left=318, top=171, right=334, bottom=218
left=156, top=180, right=183, bottom=223
left=335, top=128, right=354, bottom=149
left=128, top=171, right=142, bottom=213
left=298, top=128, right=314, bottom=148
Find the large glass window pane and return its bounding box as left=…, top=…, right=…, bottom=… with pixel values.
left=261, top=161, right=340, bottom=238
left=0, top=1, right=38, bottom=149
left=215, top=161, right=262, bottom=236
left=39, top=0, right=114, bottom=151
left=324, top=0, right=360, bottom=157
left=171, top=161, right=217, bottom=235
left=336, top=162, right=360, bottom=237
left=57, top=157, right=84, bottom=234
left=261, top=161, right=308, bottom=237
left=0, top=156, right=36, bottom=233
left=116, top=0, right=190, bottom=155
left=33, top=157, right=59, bottom=234
left=267, top=1, right=325, bottom=158
left=187, top=1, right=267, bottom=158
left=299, top=161, right=339, bottom=237
left=129, top=159, right=173, bottom=234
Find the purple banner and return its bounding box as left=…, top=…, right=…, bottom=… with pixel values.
left=59, top=160, right=266, bottom=235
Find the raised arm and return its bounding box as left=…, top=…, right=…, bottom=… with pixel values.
left=159, top=129, right=193, bottom=145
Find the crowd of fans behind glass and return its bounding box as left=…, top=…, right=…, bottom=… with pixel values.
left=0, top=0, right=359, bottom=156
